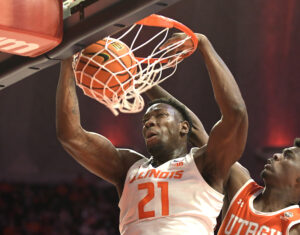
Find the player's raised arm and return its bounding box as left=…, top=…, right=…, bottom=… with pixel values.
left=161, top=33, right=248, bottom=191
left=196, top=35, right=248, bottom=190
left=145, top=85, right=208, bottom=147
left=56, top=58, right=142, bottom=190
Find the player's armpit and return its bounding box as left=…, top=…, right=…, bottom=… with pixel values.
left=58, top=129, right=131, bottom=187
left=200, top=108, right=248, bottom=192
left=289, top=223, right=300, bottom=235
left=116, top=148, right=147, bottom=196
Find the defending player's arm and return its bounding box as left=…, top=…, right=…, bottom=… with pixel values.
left=56, top=58, right=142, bottom=191
left=145, top=85, right=208, bottom=147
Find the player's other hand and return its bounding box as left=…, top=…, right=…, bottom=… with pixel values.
left=160, top=33, right=192, bottom=55
left=160, top=33, right=208, bottom=56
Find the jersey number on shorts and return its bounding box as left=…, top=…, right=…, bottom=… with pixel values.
left=138, top=182, right=169, bottom=219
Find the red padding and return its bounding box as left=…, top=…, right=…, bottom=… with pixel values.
left=0, top=0, right=63, bottom=57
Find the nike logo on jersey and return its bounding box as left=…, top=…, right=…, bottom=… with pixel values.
left=129, top=170, right=184, bottom=184
left=224, top=214, right=282, bottom=235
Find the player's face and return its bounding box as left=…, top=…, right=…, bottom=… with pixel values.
left=142, top=103, right=185, bottom=155
left=261, top=146, right=300, bottom=188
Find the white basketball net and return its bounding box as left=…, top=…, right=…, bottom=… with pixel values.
left=73, top=20, right=193, bottom=115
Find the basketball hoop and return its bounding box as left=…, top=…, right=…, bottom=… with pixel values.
left=73, top=14, right=198, bottom=115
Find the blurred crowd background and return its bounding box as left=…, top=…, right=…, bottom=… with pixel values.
left=0, top=176, right=119, bottom=235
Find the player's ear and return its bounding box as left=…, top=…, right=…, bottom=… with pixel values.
left=180, top=120, right=190, bottom=136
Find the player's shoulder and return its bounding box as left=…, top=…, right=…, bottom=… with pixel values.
left=229, top=162, right=251, bottom=179
left=221, top=163, right=253, bottom=218
left=290, top=223, right=300, bottom=235
left=225, top=162, right=252, bottom=201
left=118, top=148, right=147, bottom=169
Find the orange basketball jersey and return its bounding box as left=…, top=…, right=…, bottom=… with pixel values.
left=119, top=148, right=224, bottom=235
left=218, top=180, right=300, bottom=235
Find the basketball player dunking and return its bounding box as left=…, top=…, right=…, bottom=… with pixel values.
left=56, top=33, right=248, bottom=235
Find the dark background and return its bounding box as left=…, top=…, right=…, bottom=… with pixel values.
left=1, top=0, right=299, bottom=183
left=0, top=0, right=299, bottom=233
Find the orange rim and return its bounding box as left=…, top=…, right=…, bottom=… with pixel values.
left=135, top=14, right=198, bottom=64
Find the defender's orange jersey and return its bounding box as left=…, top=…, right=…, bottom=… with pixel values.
left=218, top=180, right=300, bottom=235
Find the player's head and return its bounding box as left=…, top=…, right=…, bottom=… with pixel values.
left=261, top=138, right=300, bottom=198
left=142, top=98, right=192, bottom=156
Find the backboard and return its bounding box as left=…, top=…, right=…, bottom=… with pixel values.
left=0, top=0, right=183, bottom=90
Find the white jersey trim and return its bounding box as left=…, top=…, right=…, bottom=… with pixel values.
left=249, top=190, right=300, bottom=216
left=286, top=220, right=300, bottom=234
left=225, top=179, right=300, bottom=216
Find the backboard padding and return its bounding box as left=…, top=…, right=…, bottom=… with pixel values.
left=0, top=0, right=182, bottom=90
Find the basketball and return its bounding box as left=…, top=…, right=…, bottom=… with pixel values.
left=74, top=38, right=137, bottom=100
